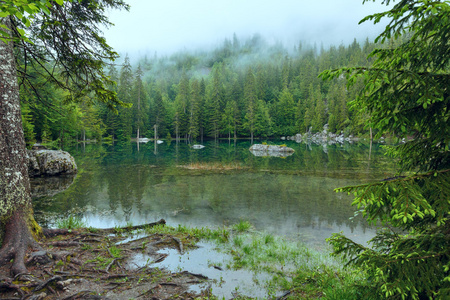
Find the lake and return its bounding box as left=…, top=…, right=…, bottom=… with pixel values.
left=32, top=139, right=396, bottom=249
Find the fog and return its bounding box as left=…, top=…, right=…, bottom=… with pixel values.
left=103, top=0, right=391, bottom=59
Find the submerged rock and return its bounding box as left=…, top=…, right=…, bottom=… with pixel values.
left=192, top=144, right=205, bottom=149
left=27, top=150, right=77, bottom=177
left=249, top=144, right=294, bottom=157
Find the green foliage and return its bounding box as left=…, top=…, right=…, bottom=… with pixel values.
left=55, top=215, right=86, bottom=230
left=321, top=1, right=450, bottom=298
left=19, top=31, right=378, bottom=142
left=232, top=220, right=252, bottom=232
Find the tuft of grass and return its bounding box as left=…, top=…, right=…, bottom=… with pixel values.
left=232, top=220, right=252, bottom=232
left=108, top=246, right=122, bottom=258
left=264, top=233, right=275, bottom=245
left=55, top=215, right=86, bottom=230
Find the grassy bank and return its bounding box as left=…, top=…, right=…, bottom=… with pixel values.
left=137, top=221, right=378, bottom=299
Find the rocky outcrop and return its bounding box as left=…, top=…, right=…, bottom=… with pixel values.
left=27, top=150, right=77, bottom=177
left=285, top=124, right=355, bottom=145
left=249, top=144, right=295, bottom=157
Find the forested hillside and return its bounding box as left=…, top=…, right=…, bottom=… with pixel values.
left=20, top=34, right=378, bottom=145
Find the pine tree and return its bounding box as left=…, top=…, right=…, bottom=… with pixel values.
left=320, top=1, right=450, bottom=298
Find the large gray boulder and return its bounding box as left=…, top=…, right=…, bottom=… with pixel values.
left=27, top=150, right=77, bottom=177
left=249, top=144, right=295, bottom=157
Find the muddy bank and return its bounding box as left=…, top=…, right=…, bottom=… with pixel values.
left=0, top=220, right=213, bottom=300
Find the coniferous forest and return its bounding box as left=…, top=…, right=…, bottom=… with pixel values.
left=20, top=34, right=379, bottom=146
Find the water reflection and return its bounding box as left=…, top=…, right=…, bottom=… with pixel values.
left=32, top=140, right=396, bottom=247
left=30, top=175, right=76, bottom=198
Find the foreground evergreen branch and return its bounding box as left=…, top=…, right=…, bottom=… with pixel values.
left=320, top=1, right=450, bottom=298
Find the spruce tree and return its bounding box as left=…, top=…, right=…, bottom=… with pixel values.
left=243, top=67, right=257, bottom=141
left=132, top=64, right=147, bottom=139
left=189, top=79, right=201, bottom=141
left=320, top=1, right=450, bottom=298
left=117, top=55, right=134, bottom=140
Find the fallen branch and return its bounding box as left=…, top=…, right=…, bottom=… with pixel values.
left=105, top=258, right=122, bottom=273
left=277, top=290, right=292, bottom=300
left=137, top=283, right=159, bottom=298
left=172, top=237, right=184, bottom=254
left=49, top=241, right=81, bottom=247
left=180, top=271, right=208, bottom=280
left=153, top=253, right=168, bottom=263
left=99, top=219, right=166, bottom=234
left=42, top=228, right=77, bottom=238
left=33, top=276, right=62, bottom=292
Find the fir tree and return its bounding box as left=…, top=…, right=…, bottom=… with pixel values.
left=320, top=1, right=450, bottom=298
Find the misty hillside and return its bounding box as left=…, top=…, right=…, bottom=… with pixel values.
left=20, top=34, right=379, bottom=145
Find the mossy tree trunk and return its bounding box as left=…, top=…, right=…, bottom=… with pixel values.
left=0, top=17, right=42, bottom=275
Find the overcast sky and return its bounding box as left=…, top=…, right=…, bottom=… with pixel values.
left=103, top=0, right=391, bottom=58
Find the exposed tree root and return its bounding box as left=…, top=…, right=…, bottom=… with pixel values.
left=0, top=211, right=43, bottom=276
left=0, top=218, right=210, bottom=299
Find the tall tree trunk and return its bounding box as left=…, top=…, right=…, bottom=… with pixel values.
left=0, top=17, right=42, bottom=276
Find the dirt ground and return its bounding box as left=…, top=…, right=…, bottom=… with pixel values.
left=0, top=220, right=215, bottom=300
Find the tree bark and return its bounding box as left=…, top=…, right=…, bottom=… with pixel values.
left=0, top=17, right=42, bottom=276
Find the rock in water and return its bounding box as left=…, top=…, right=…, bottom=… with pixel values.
left=249, top=144, right=295, bottom=157
left=192, top=144, right=205, bottom=149
left=27, top=150, right=77, bottom=177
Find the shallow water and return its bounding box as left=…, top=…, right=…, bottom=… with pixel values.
left=126, top=242, right=271, bottom=299
left=33, top=140, right=396, bottom=248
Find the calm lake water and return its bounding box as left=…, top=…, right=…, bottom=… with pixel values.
left=32, top=139, right=396, bottom=249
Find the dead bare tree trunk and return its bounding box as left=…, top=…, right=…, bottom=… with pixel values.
left=0, top=17, right=43, bottom=276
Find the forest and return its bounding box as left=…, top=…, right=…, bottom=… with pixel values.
left=20, top=34, right=379, bottom=146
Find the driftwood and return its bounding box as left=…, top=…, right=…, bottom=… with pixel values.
left=42, top=219, right=166, bottom=238
left=98, top=218, right=166, bottom=234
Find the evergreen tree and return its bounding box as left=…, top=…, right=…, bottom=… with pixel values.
left=276, top=88, right=296, bottom=135
left=132, top=64, right=147, bottom=139
left=320, top=1, right=450, bottom=298
left=150, top=89, right=167, bottom=140
left=173, top=71, right=189, bottom=140
left=243, top=67, right=257, bottom=141
left=205, top=65, right=222, bottom=140
left=254, top=99, right=272, bottom=138
left=0, top=0, right=128, bottom=276
left=188, top=79, right=201, bottom=141
left=221, top=100, right=239, bottom=141
left=21, top=102, right=36, bottom=147
left=117, top=55, right=134, bottom=140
